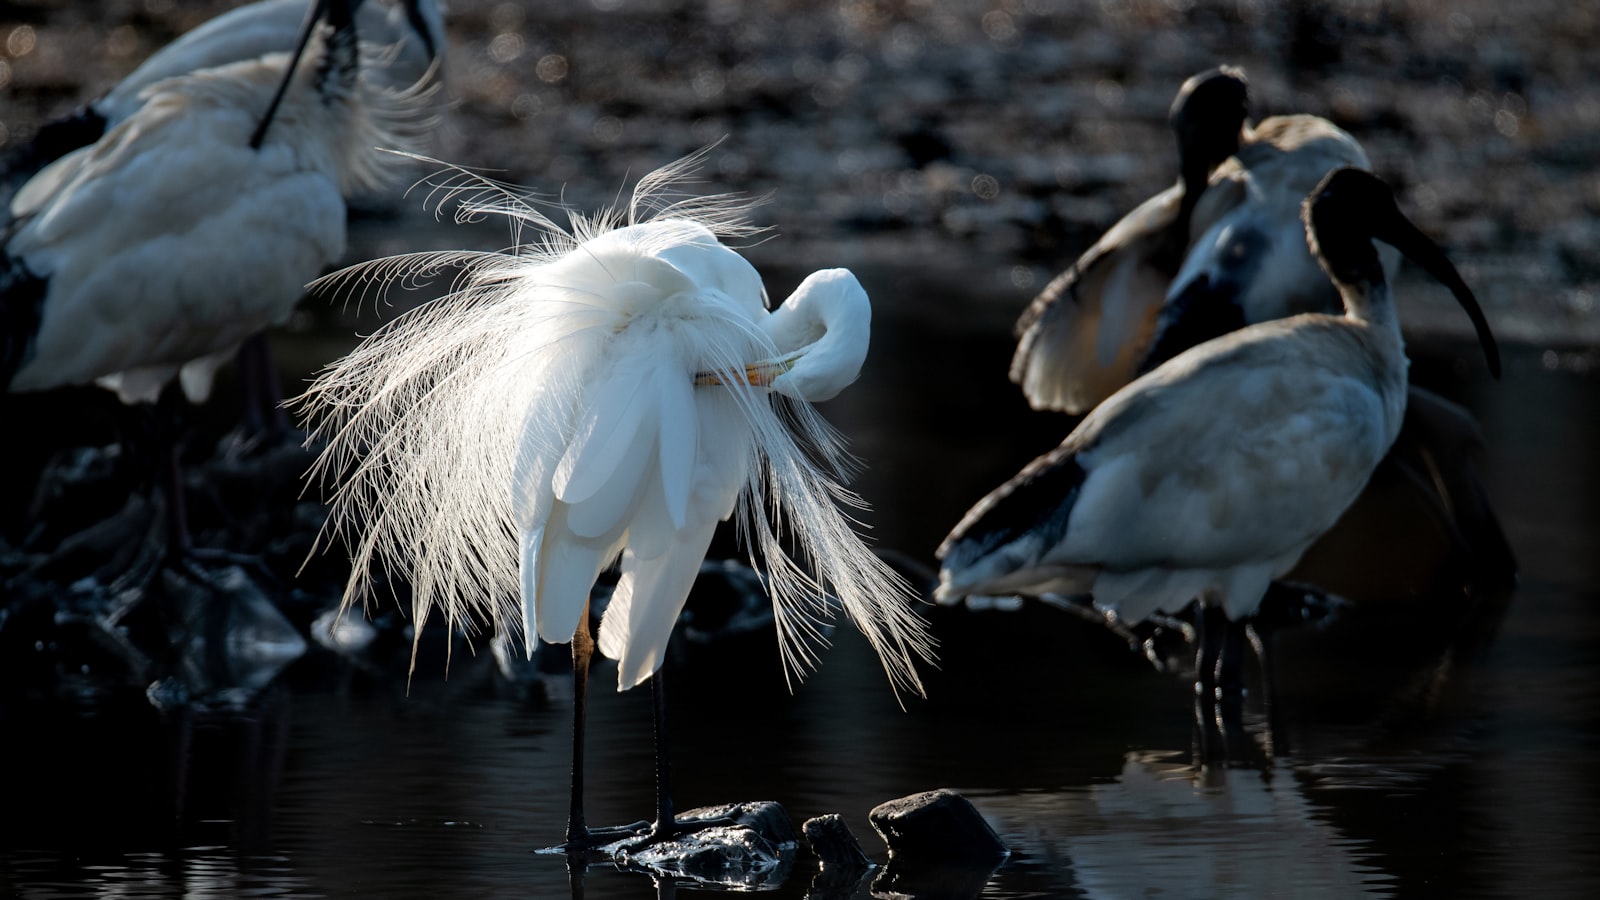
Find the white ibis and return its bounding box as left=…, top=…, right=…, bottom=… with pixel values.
left=936, top=167, right=1499, bottom=704
left=1013, top=66, right=1515, bottom=608
left=294, top=152, right=935, bottom=851
left=1, top=0, right=435, bottom=556
left=1010, top=66, right=1250, bottom=415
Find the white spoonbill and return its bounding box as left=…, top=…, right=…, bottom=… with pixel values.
left=2, top=0, right=445, bottom=197
left=1, top=0, right=435, bottom=554
left=935, top=167, right=1499, bottom=700
left=294, top=152, right=935, bottom=851
left=1010, top=66, right=1250, bottom=415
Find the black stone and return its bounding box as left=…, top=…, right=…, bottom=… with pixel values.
left=868, top=789, right=1008, bottom=863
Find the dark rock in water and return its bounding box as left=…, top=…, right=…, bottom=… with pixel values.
left=869, top=789, right=1008, bottom=863
left=802, top=813, right=873, bottom=872
left=802, top=813, right=875, bottom=899
left=608, top=800, right=799, bottom=889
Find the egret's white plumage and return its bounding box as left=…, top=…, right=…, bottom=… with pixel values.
left=937, top=168, right=1499, bottom=682
left=2, top=0, right=437, bottom=404
left=296, top=153, right=933, bottom=695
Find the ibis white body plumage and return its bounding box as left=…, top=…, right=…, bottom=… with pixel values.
left=938, top=168, right=1499, bottom=661
left=1150, top=113, right=1397, bottom=368
left=1011, top=67, right=1250, bottom=415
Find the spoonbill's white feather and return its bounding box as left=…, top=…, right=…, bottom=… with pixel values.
left=297, top=153, right=934, bottom=695
left=3, top=5, right=438, bottom=404
left=3, top=0, right=445, bottom=203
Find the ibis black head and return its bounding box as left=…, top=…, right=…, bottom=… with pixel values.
left=1170, top=65, right=1250, bottom=187
left=1305, top=167, right=1500, bottom=377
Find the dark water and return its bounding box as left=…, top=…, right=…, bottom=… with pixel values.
left=3, top=253, right=1598, bottom=900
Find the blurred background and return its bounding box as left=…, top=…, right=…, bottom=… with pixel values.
left=2, top=1, right=1597, bottom=897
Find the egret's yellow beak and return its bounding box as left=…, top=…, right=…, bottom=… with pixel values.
left=694, top=357, right=796, bottom=387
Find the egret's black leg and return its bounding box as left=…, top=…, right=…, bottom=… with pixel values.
left=649, top=670, right=677, bottom=840
left=565, top=599, right=595, bottom=848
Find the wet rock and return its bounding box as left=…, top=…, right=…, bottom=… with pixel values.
left=802, top=813, right=874, bottom=899
left=802, top=812, right=873, bottom=872
left=610, top=800, right=798, bottom=889
left=868, top=791, right=1010, bottom=898
left=869, top=789, right=1008, bottom=864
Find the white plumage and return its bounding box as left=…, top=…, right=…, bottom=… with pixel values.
left=91, top=0, right=446, bottom=118
left=1011, top=66, right=1399, bottom=415
left=297, top=152, right=934, bottom=849
left=1010, top=66, right=1250, bottom=415
left=1151, top=111, right=1396, bottom=367
left=937, top=168, right=1499, bottom=689
left=297, top=153, right=933, bottom=695
left=2, top=0, right=436, bottom=404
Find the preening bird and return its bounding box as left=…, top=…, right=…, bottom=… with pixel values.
left=295, top=153, right=934, bottom=850
left=936, top=167, right=1499, bottom=702
left=1, top=0, right=435, bottom=555
left=1010, top=66, right=1250, bottom=415
left=2, top=0, right=445, bottom=199
left=1011, top=65, right=1515, bottom=599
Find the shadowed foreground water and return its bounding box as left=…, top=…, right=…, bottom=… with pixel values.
left=1, top=272, right=1596, bottom=897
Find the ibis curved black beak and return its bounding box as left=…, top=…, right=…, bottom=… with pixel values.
left=1373, top=199, right=1502, bottom=379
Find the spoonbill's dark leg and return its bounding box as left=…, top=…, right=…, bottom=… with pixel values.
left=155, top=386, right=193, bottom=558
left=236, top=331, right=290, bottom=439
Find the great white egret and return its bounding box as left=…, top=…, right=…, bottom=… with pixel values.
left=1009, top=66, right=1250, bottom=415
left=935, top=167, right=1499, bottom=706
left=2, top=0, right=435, bottom=557
left=295, top=151, right=935, bottom=851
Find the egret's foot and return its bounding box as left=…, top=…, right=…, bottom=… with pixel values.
left=544, top=820, right=651, bottom=855
left=614, top=805, right=797, bottom=889
left=612, top=812, right=741, bottom=854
